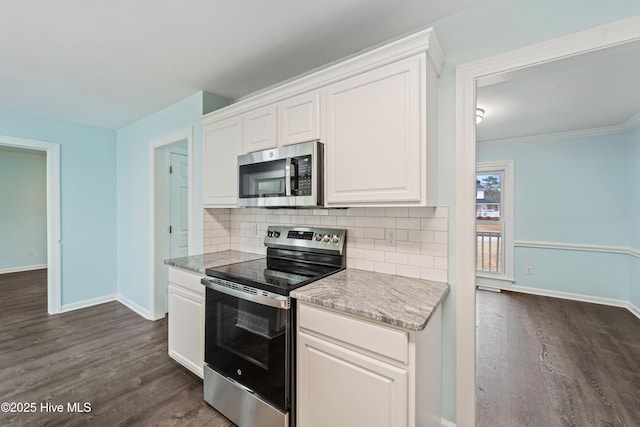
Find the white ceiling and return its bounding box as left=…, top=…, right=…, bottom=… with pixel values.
left=0, top=0, right=486, bottom=130
left=476, top=40, right=640, bottom=142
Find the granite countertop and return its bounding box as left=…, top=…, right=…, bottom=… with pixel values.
left=164, top=250, right=264, bottom=275
left=291, top=269, right=449, bottom=332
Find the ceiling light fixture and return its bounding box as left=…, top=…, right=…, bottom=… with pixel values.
left=476, top=108, right=485, bottom=124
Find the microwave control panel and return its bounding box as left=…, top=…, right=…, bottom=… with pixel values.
left=293, top=155, right=312, bottom=196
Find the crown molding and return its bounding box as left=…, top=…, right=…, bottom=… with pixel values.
left=477, top=110, right=640, bottom=147
left=624, top=110, right=640, bottom=131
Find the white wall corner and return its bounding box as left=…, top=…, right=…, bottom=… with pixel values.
left=117, top=294, right=152, bottom=320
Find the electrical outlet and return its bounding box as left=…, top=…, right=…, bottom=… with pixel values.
left=386, top=230, right=396, bottom=245
left=525, top=265, right=533, bottom=275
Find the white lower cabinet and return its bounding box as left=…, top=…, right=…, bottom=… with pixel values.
left=298, top=332, right=408, bottom=427
left=167, top=267, right=205, bottom=378
left=297, top=302, right=442, bottom=427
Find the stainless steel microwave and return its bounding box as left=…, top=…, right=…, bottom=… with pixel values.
left=237, top=140, right=323, bottom=207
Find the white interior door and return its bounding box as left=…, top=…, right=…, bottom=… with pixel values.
left=170, top=152, right=189, bottom=259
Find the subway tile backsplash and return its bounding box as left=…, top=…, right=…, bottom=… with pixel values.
left=203, top=206, right=448, bottom=282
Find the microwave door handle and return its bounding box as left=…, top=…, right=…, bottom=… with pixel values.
left=290, top=158, right=299, bottom=194
left=285, top=157, right=292, bottom=196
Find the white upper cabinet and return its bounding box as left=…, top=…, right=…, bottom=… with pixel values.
left=201, top=28, right=442, bottom=207
left=279, top=91, right=321, bottom=146
left=244, top=105, right=277, bottom=152
left=241, top=91, right=321, bottom=153
left=324, top=55, right=427, bottom=206
left=202, top=116, right=243, bottom=207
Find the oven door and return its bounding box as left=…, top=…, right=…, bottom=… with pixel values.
left=203, top=280, right=291, bottom=412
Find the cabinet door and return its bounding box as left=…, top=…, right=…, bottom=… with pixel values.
left=279, top=91, right=320, bottom=146
left=244, top=105, right=277, bottom=152
left=202, top=117, right=242, bottom=206
left=297, top=331, right=408, bottom=427
left=324, top=55, right=425, bottom=206
left=168, top=283, right=204, bottom=378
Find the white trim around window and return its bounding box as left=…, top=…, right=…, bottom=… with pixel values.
left=476, top=160, right=514, bottom=285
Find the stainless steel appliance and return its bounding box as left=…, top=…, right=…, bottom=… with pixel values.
left=237, top=140, right=323, bottom=207
left=201, top=225, right=346, bottom=427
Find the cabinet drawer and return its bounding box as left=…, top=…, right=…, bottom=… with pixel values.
left=298, top=303, right=408, bottom=364
left=168, top=267, right=204, bottom=295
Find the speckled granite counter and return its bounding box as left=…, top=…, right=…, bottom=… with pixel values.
left=291, top=269, right=449, bottom=331
left=164, top=250, right=264, bottom=275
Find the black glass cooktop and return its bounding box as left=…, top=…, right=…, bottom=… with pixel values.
left=204, top=257, right=343, bottom=296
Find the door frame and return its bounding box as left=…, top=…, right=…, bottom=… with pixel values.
left=149, top=128, right=194, bottom=321
left=455, top=15, right=640, bottom=426
left=0, top=135, right=61, bottom=314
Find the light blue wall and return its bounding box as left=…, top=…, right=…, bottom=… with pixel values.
left=0, top=151, right=47, bottom=270
left=0, top=108, right=117, bottom=305
left=629, top=127, right=640, bottom=310
left=116, top=92, right=228, bottom=310
left=477, top=133, right=631, bottom=300
left=432, top=0, right=640, bottom=421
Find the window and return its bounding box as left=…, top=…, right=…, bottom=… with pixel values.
left=476, top=161, right=514, bottom=284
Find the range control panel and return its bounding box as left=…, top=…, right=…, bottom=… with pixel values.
left=264, top=226, right=346, bottom=255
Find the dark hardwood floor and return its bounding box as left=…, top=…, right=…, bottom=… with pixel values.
left=0, top=269, right=234, bottom=426
left=477, top=289, right=640, bottom=427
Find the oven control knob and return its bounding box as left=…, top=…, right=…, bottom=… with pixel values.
left=323, top=234, right=330, bottom=242
left=274, top=231, right=280, bottom=238
left=331, top=235, right=340, bottom=243
left=315, top=234, right=322, bottom=241
left=237, top=369, right=242, bottom=376
left=267, top=231, right=273, bottom=237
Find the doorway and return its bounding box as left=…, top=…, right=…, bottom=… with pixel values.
left=0, top=135, right=61, bottom=314
left=149, top=128, right=194, bottom=321
left=455, top=16, right=640, bottom=425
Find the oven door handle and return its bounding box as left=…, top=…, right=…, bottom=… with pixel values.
left=202, top=278, right=291, bottom=310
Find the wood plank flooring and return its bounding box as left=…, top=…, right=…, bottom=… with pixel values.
left=477, top=289, right=640, bottom=427
left=0, top=270, right=234, bottom=426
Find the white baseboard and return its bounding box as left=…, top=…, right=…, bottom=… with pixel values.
left=53, top=292, right=157, bottom=321
left=0, top=264, right=47, bottom=274
left=480, top=284, right=640, bottom=320
left=441, top=418, right=456, bottom=427
left=116, top=294, right=151, bottom=320
left=60, top=294, right=117, bottom=313
left=627, top=301, right=640, bottom=320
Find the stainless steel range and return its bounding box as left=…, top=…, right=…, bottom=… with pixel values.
left=201, top=225, right=347, bottom=427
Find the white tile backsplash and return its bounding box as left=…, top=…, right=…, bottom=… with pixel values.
left=203, top=206, right=449, bottom=282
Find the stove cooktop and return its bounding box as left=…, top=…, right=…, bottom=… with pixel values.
left=204, top=257, right=343, bottom=296
left=205, top=225, right=347, bottom=296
